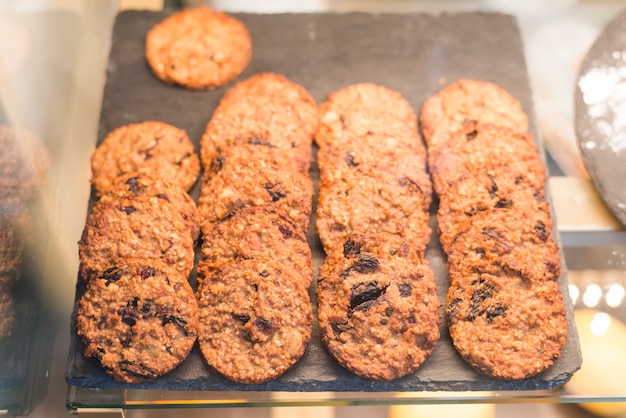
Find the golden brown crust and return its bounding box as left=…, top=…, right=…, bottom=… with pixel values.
left=90, top=121, right=200, bottom=195
left=145, top=7, right=251, bottom=90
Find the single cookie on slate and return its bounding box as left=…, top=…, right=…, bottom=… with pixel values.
left=197, top=206, right=313, bottom=287
left=90, top=121, right=200, bottom=195
left=76, top=262, right=198, bottom=383
left=145, top=6, right=251, bottom=90
left=316, top=162, right=432, bottom=254
left=98, top=174, right=200, bottom=242
left=436, top=169, right=546, bottom=253
left=79, top=189, right=196, bottom=281
left=0, top=125, right=50, bottom=200
left=446, top=269, right=568, bottom=380
left=197, top=142, right=313, bottom=233
left=317, top=234, right=441, bottom=381
left=316, top=83, right=419, bottom=149
left=429, top=122, right=546, bottom=195
left=0, top=284, right=15, bottom=338
left=446, top=208, right=561, bottom=284
left=201, top=90, right=315, bottom=174
left=419, top=79, right=528, bottom=153
left=197, top=259, right=312, bottom=384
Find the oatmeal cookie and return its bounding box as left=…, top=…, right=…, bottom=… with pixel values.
left=316, top=162, right=432, bottom=254
left=0, top=199, right=31, bottom=287
left=79, top=189, right=196, bottom=281
left=197, top=142, right=313, bottom=232
left=446, top=208, right=561, bottom=284
left=316, top=83, right=419, bottom=148
left=197, top=259, right=312, bottom=384
left=419, top=79, right=528, bottom=152
left=429, top=122, right=546, bottom=195
left=218, top=72, right=318, bottom=136
left=145, top=6, right=251, bottom=90
left=317, top=235, right=441, bottom=381
left=90, top=121, right=200, bottom=195
left=201, top=91, right=315, bottom=173
left=446, top=269, right=567, bottom=380
left=436, top=169, right=546, bottom=253
left=98, top=174, right=199, bottom=242
left=76, top=262, right=198, bottom=383
left=197, top=206, right=313, bottom=286
left=0, top=125, right=49, bottom=200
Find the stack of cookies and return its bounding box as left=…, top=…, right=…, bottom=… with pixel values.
left=315, top=83, right=441, bottom=381
left=0, top=125, right=49, bottom=338
left=76, top=121, right=201, bottom=383
left=420, top=79, right=568, bottom=380
left=195, top=73, right=316, bottom=384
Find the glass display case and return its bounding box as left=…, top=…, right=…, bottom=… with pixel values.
left=1, top=0, right=626, bottom=417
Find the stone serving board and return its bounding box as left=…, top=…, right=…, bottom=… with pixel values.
left=66, top=9, right=581, bottom=392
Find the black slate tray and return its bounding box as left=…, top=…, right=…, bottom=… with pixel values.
left=66, top=9, right=581, bottom=392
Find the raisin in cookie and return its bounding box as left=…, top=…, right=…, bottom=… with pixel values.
left=317, top=235, right=441, bottom=381
left=145, top=7, right=251, bottom=90
left=76, top=262, right=198, bottom=383
left=419, top=79, right=528, bottom=153
left=197, top=259, right=312, bottom=384
left=91, top=121, right=199, bottom=195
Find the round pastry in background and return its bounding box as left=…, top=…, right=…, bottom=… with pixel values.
left=0, top=125, right=50, bottom=201
left=567, top=309, right=626, bottom=417
left=145, top=6, right=251, bottom=90
left=90, top=120, right=200, bottom=195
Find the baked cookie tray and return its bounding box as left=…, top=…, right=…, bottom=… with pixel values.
left=66, top=10, right=582, bottom=393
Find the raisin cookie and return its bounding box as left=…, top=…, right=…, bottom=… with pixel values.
left=91, top=121, right=200, bottom=195
left=145, top=7, right=251, bottom=90
left=79, top=188, right=196, bottom=281
left=76, top=262, right=198, bottom=383
left=446, top=270, right=567, bottom=380
left=316, top=162, right=432, bottom=254
left=316, top=83, right=419, bottom=148
left=446, top=208, right=561, bottom=284
left=429, top=122, right=546, bottom=195
left=419, top=79, right=528, bottom=152
left=197, top=259, right=312, bottom=384
left=197, top=142, right=313, bottom=233
left=197, top=206, right=313, bottom=286
left=436, top=169, right=545, bottom=253
left=317, top=234, right=441, bottom=381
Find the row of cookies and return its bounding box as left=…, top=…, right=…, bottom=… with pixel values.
left=1, top=125, right=49, bottom=338
left=194, top=73, right=317, bottom=384
left=420, top=79, right=568, bottom=380
left=314, top=83, right=442, bottom=381
left=77, top=122, right=201, bottom=383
